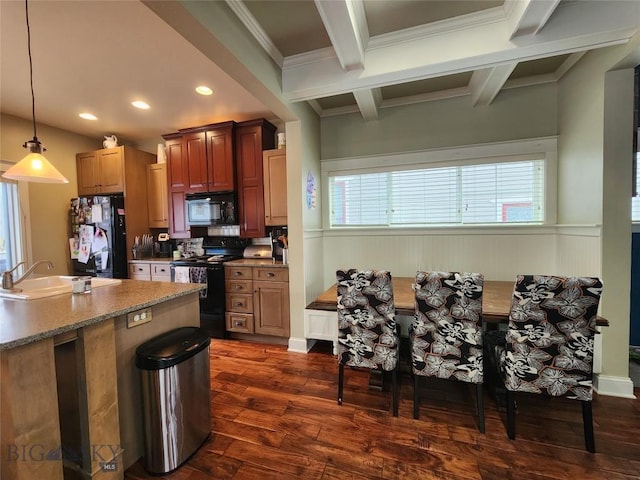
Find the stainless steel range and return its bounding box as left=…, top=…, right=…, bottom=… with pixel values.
left=170, top=237, right=248, bottom=338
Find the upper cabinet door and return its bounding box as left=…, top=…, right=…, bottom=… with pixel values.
left=183, top=132, right=208, bottom=193
left=76, top=151, right=99, bottom=195
left=235, top=120, right=276, bottom=238
left=206, top=123, right=235, bottom=192
left=165, top=139, right=186, bottom=190
left=263, top=149, right=287, bottom=226
left=96, top=147, right=124, bottom=194
left=147, top=163, right=168, bottom=228
left=164, top=137, right=190, bottom=238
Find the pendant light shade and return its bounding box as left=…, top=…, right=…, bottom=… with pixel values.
left=1, top=0, right=68, bottom=184
left=3, top=138, right=69, bottom=184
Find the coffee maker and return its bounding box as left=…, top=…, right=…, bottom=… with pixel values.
left=269, top=227, right=287, bottom=260
left=156, top=233, right=172, bottom=258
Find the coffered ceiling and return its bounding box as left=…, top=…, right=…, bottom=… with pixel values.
left=1, top=1, right=638, bottom=143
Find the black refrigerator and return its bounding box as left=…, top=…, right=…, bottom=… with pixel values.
left=69, top=195, right=127, bottom=279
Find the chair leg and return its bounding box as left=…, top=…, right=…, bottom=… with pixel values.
left=413, top=374, right=420, bottom=419
left=506, top=389, right=516, bottom=440
left=338, top=363, right=344, bottom=406
left=582, top=400, right=596, bottom=453
left=476, top=382, right=485, bottom=433
left=392, top=368, right=398, bottom=417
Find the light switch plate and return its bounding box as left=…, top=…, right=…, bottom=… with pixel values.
left=126, top=308, right=152, bottom=328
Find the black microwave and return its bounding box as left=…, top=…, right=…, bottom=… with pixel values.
left=185, top=192, right=237, bottom=226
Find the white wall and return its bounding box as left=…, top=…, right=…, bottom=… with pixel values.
left=321, top=83, right=558, bottom=159
left=557, top=39, right=638, bottom=396
left=321, top=226, right=601, bottom=290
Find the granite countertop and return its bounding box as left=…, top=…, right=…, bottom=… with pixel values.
left=225, top=258, right=288, bottom=268
left=0, top=280, right=204, bottom=350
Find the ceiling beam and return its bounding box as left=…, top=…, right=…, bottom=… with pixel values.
left=469, top=64, right=517, bottom=106
left=353, top=88, right=381, bottom=120
left=283, top=0, right=638, bottom=102
left=225, top=0, right=284, bottom=67
left=314, top=0, right=367, bottom=71
left=505, top=0, right=561, bottom=38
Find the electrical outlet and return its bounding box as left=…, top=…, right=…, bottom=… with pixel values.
left=127, top=308, right=152, bottom=328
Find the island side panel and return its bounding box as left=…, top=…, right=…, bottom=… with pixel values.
left=114, top=292, right=201, bottom=470
left=77, top=319, right=122, bottom=479
left=1, top=338, right=64, bottom=480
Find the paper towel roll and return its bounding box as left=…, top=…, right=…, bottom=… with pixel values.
left=157, top=144, right=167, bottom=164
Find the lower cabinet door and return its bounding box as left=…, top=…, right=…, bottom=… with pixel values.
left=253, top=281, right=290, bottom=337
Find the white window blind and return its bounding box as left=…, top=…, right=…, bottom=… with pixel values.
left=329, top=159, right=545, bottom=227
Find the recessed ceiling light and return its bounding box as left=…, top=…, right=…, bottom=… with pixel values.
left=132, top=101, right=150, bottom=110
left=195, top=86, right=213, bottom=96
left=79, top=113, right=97, bottom=120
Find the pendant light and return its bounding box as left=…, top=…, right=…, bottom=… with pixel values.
left=2, top=0, right=68, bottom=184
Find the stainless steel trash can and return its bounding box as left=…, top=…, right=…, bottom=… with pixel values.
left=135, top=327, right=211, bottom=474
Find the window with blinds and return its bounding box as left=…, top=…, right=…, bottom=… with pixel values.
left=329, top=159, right=545, bottom=227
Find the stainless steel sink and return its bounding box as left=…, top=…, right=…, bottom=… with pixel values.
left=0, top=275, right=122, bottom=300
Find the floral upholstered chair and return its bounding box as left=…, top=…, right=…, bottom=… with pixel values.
left=409, top=271, right=485, bottom=432
left=496, top=275, right=603, bottom=452
left=336, top=269, right=399, bottom=416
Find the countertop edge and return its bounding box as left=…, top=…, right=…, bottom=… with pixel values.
left=0, top=283, right=204, bottom=351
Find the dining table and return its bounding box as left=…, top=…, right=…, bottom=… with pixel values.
left=306, top=277, right=609, bottom=326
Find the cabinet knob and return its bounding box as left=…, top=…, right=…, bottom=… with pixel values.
left=235, top=285, right=242, bottom=290
left=234, top=321, right=243, bottom=327
left=267, top=272, right=275, bottom=277
left=234, top=271, right=241, bottom=276
left=235, top=302, right=243, bottom=307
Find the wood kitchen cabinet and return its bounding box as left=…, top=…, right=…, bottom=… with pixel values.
left=76, top=147, right=125, bottom=195
left=146, top=163, right=168, bottom=228
left=263, top=148, right=287, bottom=226
left=163, top=134, right=190, bottom=238
left=183, top=131, right=208, bottom=192
left=76, top=146, right=156, bottom=263
left=235, top=119, right=277, bottom=238
left=253, top=267, right=290, bottom=337
left=162, top=121, right=236, bottom=237
left=129, top=261, right=171, bottom=282
left=206, top=122, right=235, bottom=191
left=224, top=264, right=289, bottom=338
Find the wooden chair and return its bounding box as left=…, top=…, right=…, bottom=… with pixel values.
left=409, top=271, right=485, bottom=432
left=495, top=275, right=603, bottom=452
left=336, top=269, right=399, bottom=416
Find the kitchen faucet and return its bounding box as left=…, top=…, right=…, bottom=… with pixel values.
left=2, top=260, right=54, bottom=290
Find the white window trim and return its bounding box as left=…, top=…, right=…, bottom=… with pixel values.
left=321, top=136, right=558, bottom=229
left=1, top=160, right=32, bottom=267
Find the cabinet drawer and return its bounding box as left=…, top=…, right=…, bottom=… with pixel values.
left=225, top=266, right=252, bottom=280
left=226, top=293, right=253, bottom=313
left=129, top=263, right=150, bottom=276
left=253, top=267, right=288, bottom=282
left=151, top=264, right=171, bottom=277
left=225, top=312, right=254, bottom=333
left=225, top=279, right=252, bottom=294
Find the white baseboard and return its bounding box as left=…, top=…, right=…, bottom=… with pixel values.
left=594, top=374, right=636, bottom=398
left=288, top=337, right=315, bottom=353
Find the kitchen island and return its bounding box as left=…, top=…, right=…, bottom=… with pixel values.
left=1, top=280, right=205, bottom=480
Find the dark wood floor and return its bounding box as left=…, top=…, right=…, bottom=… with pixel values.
left=124, top=339, right=640, bottom=480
